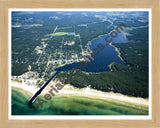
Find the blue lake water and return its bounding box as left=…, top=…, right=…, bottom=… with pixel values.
left=55, top=31, right=133, bottom=73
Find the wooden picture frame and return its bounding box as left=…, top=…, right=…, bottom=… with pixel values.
left=0, top=0, right=160, bottom=127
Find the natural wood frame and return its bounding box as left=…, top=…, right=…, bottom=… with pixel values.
left=0, top=0, right=160, bottom=127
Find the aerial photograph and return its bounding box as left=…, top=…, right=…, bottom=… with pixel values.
left=10, top=10, right=150, bottom=117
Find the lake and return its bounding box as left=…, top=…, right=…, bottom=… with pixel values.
left=55, top=31, right=133, bottom=73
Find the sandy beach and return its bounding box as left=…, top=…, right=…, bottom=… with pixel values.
left=110, top=43, right=125, bottom=62
left=11, top=80, right=149, bottom=107
left=108, top=62, right=114, bottom=71
left=11, top=80, right=39, bottom=94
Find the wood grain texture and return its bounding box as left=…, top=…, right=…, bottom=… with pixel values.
left=0, top=0, right=160, bottom=127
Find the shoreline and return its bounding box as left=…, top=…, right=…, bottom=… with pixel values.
left=109, top=43, right=125, bottom=62
left=11, top=80, right=149, bottom=107
left=57, top=85, right=149, bottom=107
left=11, top=80, right=39, bottom=94
left=108, top=62, right=114, bottom=71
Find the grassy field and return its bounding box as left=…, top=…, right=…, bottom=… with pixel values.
left=12, top=88, right=148, bottom=115
left=46, top=32, right=68, bottom=37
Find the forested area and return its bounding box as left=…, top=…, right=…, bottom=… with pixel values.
left=12, top=11, right=149, bottom=98
left=12, top=12, right=112, bottom=76
left=56, top=43, right=149, bottom=98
